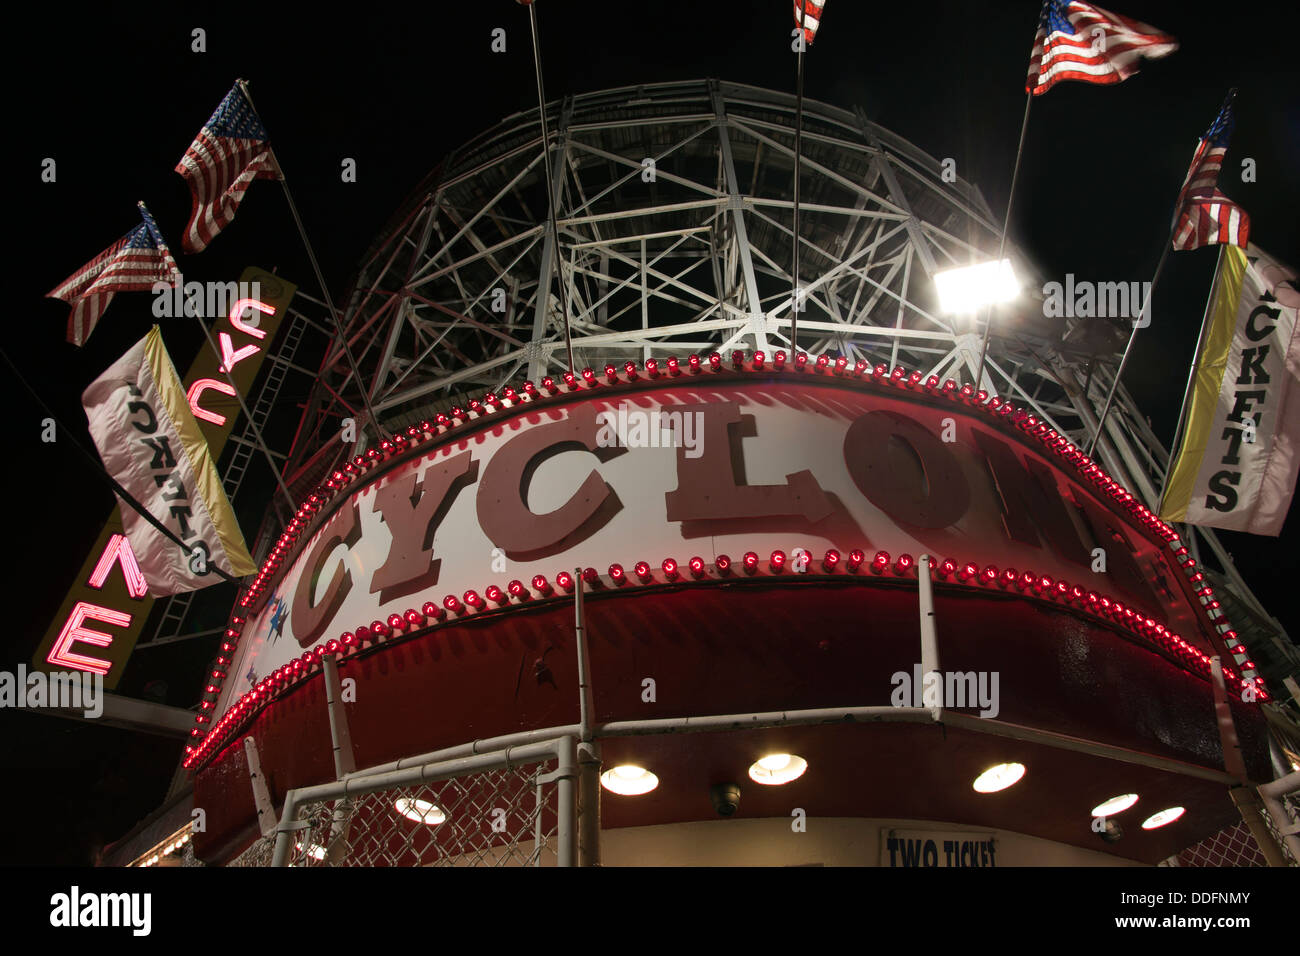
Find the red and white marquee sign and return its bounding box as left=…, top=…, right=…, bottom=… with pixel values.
left=214, top=379, right=1220, bottom=727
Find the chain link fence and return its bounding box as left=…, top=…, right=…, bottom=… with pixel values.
left=266, top=736, right=575, bottom=867
left=280, top=761, right=558, bottom=867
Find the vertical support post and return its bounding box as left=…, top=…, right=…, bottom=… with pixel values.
left=534, top=775, right=544, bottom=866
left=322, top=654, right=357, bottom=778
left=242, top=737, right=278, bottom=838
left=1208, top=656, right=1248, bottom=780
left=917, top=555, right=941, bottom=721
left=574, top=569, right=601, bottom=865
left=270, top=794, right=297, bottom=867
left=556, top=736, right=578, bottom=867
left=321, top=653, right=357, bottom=865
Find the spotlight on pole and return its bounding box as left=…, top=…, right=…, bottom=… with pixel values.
left=933, top=259, right=1020, bottom=316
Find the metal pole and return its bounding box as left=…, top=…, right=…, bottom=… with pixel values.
left=1086, top=239, right=1173, bottom=456
left=973, top=92, right=1032, bottom=392
left=574, top=569, right=601, bottom=865
left=527, top=4, right=574, bottom=374
left=556, top=736, right=578, bottom=867
left=321, top=653, right=357, bottom=865
left=1156, top=244, right=1226, bottom=511
left=917, top=554, right=941, bottom=721
left=322, top=654, right=357, bottom=778
left=791, top=3, right=806, bottom=354
left=234, top=80, right=384, bottom=445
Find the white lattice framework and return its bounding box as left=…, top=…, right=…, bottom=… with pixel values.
left=279, top=77, right=1295, bottom=672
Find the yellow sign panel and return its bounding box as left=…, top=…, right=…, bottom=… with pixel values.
left=33, top=267, right=297, bottom=689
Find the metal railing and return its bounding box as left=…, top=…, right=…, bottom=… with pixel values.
left=267, top=737, right=576, bottom=867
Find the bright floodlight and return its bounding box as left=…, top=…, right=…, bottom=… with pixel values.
left=934, top=259, right=1019, bottom=315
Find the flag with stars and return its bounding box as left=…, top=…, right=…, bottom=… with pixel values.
left=1173, top=92, right=1250, bottom=251
left=175, top=83, right=280, bottom=254
left=1025, top=1, right=1177, bottom=95
left=47, top=203, right=180, bottom=347
left=794, top=1, right=825, bottom=45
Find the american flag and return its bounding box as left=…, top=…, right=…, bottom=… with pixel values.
left=1173, top=93, right=1250, bottom=251
left=47, top=204, right=180, bottom=347
left=175, top=83, right=280, bottom=254
left=794, top=0, right=825, bottom=45
left=1025, top=1, right=1177, bottom=96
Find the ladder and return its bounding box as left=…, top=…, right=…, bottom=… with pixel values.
left=145, top=308, right=310, bottom=645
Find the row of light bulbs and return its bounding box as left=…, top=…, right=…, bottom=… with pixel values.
left=973, top=762, right=1184, bottom=830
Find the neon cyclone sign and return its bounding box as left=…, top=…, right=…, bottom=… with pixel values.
left=215, top=378, right=1207, bottom=723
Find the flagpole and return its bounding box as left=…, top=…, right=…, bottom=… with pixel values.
left=973, top=91, right=1033, bottom=392
left=1085, top=234, right=1175, bottom=457
left=791, top=3, right=807, bottom=355
left=0, top=344, right=238, bottom=584
left=234, top=80, right=384, bottom=453
left=143, top=198, right=298, bottom=514
left=525, top=3, right=574, bottom=374
left=1155, top=244, right=1225, bottom=510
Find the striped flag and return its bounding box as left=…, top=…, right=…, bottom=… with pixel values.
left=175, top=84, right=280, bottom=254
left=47, top=203, right=180, bottom=347
left=794, top=1, right=824, bottom=45
left=1173, top=93, right=1250, bottom=251
left=1026, top=1, right=1177, bottom=96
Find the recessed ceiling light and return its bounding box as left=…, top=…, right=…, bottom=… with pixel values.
left=395, top=797, right=446, bottom=826
left=1141, top=807, right=1186, bottom=830
left=600, top=765, right=658, bottom=795
left=748, top=753, right=808, bottom=785
left=972, top=762, right=1025, bottom=793
left=1091, top=793, right=1139, bottom=817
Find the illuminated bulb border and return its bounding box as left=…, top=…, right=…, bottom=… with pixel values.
left=189, top=353, right=1267, bottom=767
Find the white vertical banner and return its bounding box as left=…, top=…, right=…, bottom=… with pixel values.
left=1161, top=245, right=1300, bottom=535
left=83, top=326, right=256, bottom=595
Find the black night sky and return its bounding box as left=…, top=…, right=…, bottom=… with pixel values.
left=3, top=2, right=1297, bottom=866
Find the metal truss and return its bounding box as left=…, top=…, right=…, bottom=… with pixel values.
left=276, top=78, right=1295, bottom=681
